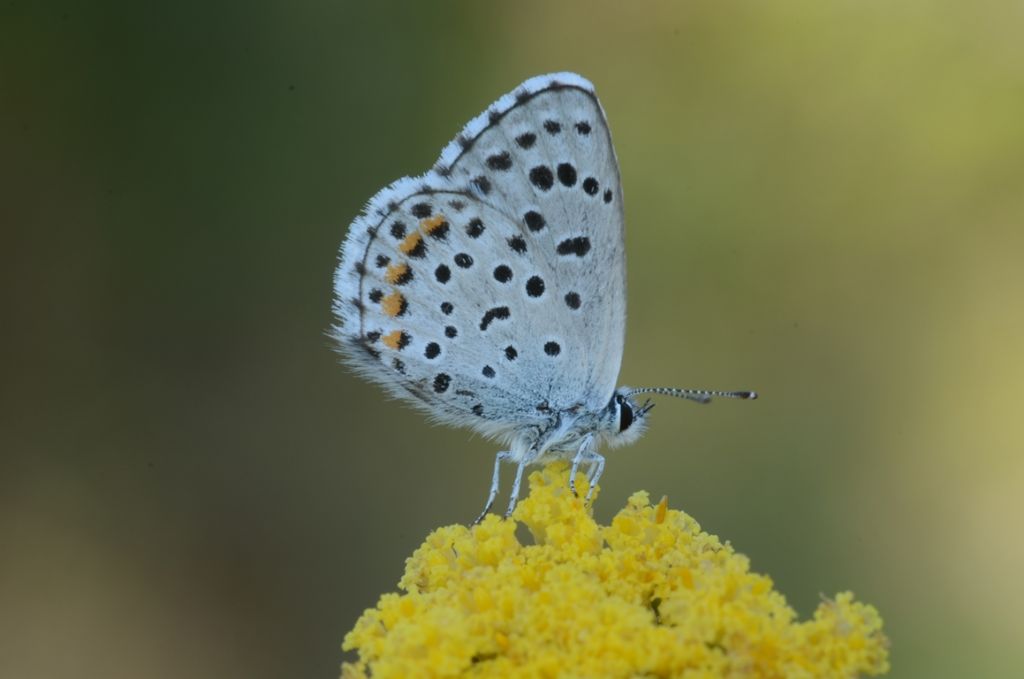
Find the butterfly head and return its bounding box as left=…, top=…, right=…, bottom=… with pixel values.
left=601, top=385, right=758, bottom=447
left=601, top=387, right=654, bottom=448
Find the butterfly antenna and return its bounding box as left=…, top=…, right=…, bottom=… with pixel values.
left=626, top=387, right=758, bottom=405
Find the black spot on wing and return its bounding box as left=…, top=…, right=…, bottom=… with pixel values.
left=529, top=166, right=554, bottom=191
left=480, top=306, right=510, bottom=331
left=524, top=211, right=545, bottom=232
left=515, top=132, right=536, bottom=149
left=471, top=176, right=492, bottom=195
left=508, top=235, right=527, bottom=254
left=556, top=237, right=592, bottom=257
left=557, top=163, right=577, bottom=187
left=486, top=151, right=512, bottom=171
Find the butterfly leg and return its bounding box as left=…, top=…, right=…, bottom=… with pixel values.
left=504, top=457, right=529, bottom=518
left=584, top=451, right=605, bottom=503
left=569, top=434, right=596, bottom=497
left=473, top=450, right=511, bottom=525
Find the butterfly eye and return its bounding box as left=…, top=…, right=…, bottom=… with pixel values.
left=618, top=399, right=634, bottom=432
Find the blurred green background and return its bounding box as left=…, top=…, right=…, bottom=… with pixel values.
left=2, top=1, right=1022, bottom=677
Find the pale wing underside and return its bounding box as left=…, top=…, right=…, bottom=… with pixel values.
left=333, top=73, right=626, bottom=435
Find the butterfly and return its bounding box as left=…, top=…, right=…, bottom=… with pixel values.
left=332, top=72, right=756, bottom=522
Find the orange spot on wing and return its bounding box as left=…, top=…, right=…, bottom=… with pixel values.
left=385, top=262, right=410, bottom=285
left=421, top=214, right=448, bottom=234
left=381, top=330, right=405, bottom=350
left=399, top=232, right=423, bottom=255
left=381, top=291, right=405, bottom=317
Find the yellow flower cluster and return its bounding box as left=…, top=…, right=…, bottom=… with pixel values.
left=342, top=464, right=889, bottom=678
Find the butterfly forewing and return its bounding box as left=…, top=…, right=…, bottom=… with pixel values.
left=334, top=73, right=626, bottom=435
